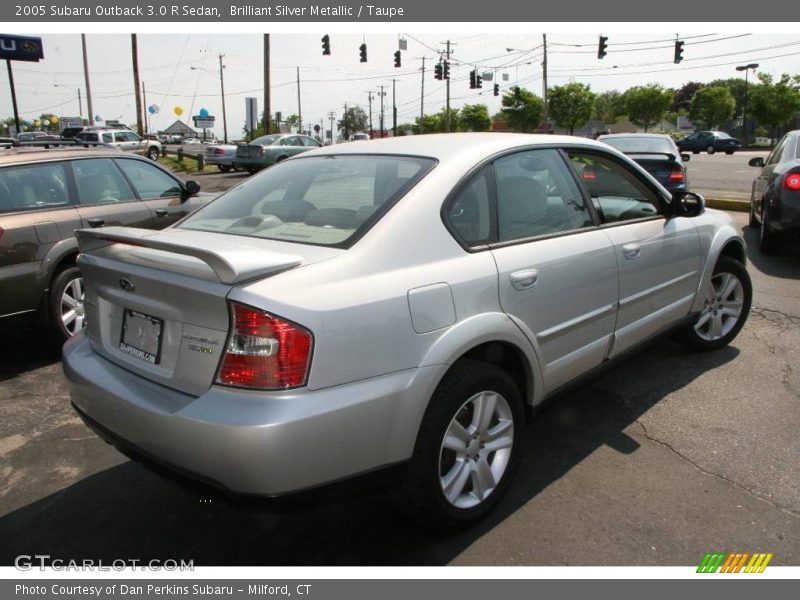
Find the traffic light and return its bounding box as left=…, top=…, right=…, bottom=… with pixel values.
left=443, top=60, right=450, bottom=80
left=434, top=62, right=443, bottom=80
left=476, top=72, right=482, bottom=89
left=393, top=50, right=401, bottom=68
left=359, top=43, right=367, bottom=63
left=598, top=35, right=608, bottom=59
left=321, top=34, right=331, bottom=56
left=674, top=40, right=684, bottom=64
left=469, top=69, right=476, bottom=89
left=493, top=83, right=499, bottom=97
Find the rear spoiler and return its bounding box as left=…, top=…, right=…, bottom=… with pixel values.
left=75, top=227, right=302, bottom=285
left=624, top=151, right=677, bottom=160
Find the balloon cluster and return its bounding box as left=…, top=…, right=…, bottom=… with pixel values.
left=147, top=104, right=160, bottom=115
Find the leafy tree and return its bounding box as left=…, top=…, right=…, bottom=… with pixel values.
left=749, top=72, right=800, bottom=143
left=671, top=81, right=704, bottom=113
left=337, top=106, right=369, bottom=138
left=689, top=86, right=736, bottom=129
left=594, top=90, right=625, bottom=122
left=246, top=113, right=281, bottom=138
left=707, top=77, right=750, bottom=116
left=624, top=84, right=673, bottom=132
left=395, top=122, right=417, bottom=136
left=414, top=113, right=440, bottom=134
left=458, top=103, right=491, bottom=132
left=548, top=82, right=596, bottom=135
left=500, top=86, right=544, bottom=132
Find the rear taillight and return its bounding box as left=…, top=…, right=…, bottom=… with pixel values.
left=582, top=168, right=597, bottom=181
left=213, top=148, right=225, bottom=155
left=669, top=166, right=685, bottom=182
left=216, top=302, right=313, bottom=390
left=257, top=147, right=264, bottom=156
left=784, top=172, right=800, bottom=191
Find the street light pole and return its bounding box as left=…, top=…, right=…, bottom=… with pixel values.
left=736, top=63, right=759, bottom=147
left=219, top=53, right=228, bottom=143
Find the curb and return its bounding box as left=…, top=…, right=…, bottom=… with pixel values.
left=704, top=198, right=749, bottom=212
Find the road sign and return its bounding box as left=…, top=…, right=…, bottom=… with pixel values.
left=193, top=115, right=215, bottom=129
left=59, top=117, right=83, bottom=132
left=314, top=124, right=321, bottom=133
left=245, top=97, right=258, bottom=132
left=0, top=35, right=44, bottom=62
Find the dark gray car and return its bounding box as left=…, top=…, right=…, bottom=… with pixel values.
left=234, top=134, right=322, bottom=174
left=0, top=147, right=211, bottom=339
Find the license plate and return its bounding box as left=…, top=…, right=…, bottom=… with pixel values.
left=119, top=309, right=163, bottom=364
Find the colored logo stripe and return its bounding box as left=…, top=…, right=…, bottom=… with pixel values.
left=697, top=552, right=773, bottom=573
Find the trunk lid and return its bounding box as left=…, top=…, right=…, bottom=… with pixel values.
left=75, top=227, right=339, bottom=396
left=627, top=153, right=680, bottom=187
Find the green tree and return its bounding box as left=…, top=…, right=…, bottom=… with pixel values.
left=749, top=72, right=800, bottom=143
left=707, top=77, right=750, bottom=117
left=500, top=86, right=544, bottom=132
left=548, top=82, right=596, bottom=135
left=414, top=113, right=440, bottom=133
left=337, top=106, right=369, bottom=138
left=458, top=103, right=491, bottom=132
left=689, top=86, right=736, bottom=129
left=394, top=122, right=417, bottom=136
left=245, top=113, right=281, bottom=138
left=623, top=84, right=673, bottom=132
left=671, top=81, right=704, bottom=113
left=594, top=90, right=624, bottom=122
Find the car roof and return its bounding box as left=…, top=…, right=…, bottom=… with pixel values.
left=0, top=146, right=131, bottom=165
left=307, top=132, right=613, bottom=163
left=598, top=133, right=673, bottom=139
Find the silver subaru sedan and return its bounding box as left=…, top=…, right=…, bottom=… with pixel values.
left=63, top=133, right=751, bottom=527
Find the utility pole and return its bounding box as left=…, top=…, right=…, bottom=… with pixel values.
left=392, top=79, right=397, bottom=136
left=264, top=34, right=271, bottom=134
left=131, top=34, right=144, bottom=137
left=542, top=33, right=549, bottom=132
left=77, top=89, right=82, bottom=117
left=142, top=81, right=148, bottom=134
left=328, top=111, right=335, bottom=143
left=419, top=57, right=426, bottom=121
left=378, top=85, right=386, bottom=138
left=219, top=53, right=228, bottom=143
left=81, top=34, right=93, bottom=124
left=366, top=91, right=373, bottom=137
left=343, top=103, right=349, bottom=139
left=5, top=61, right=20, bottom=134
left=296, top=66, right=302, bottom=134
left=444, top=40, right=452, bottom=132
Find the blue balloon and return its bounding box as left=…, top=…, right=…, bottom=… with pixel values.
left=94, top=115, right=103, bottom=122
left=148, top=105, right=156, bottom=114
left=199, top=108, right=209, bottom=118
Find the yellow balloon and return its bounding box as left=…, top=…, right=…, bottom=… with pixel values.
left=174, top=106, right=184, bottom=116
left=34, top=120, right=41, bottom=127
left=49, top=116, right=59, bottom=124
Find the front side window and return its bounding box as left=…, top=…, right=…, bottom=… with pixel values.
left=0, top=162, right=70, bottom=213
left=766, top=135, right=788, bottom=165
left=116, top=159, right=182, bottom=199
left=179, top=155, right=435, bottom=247
left=73, top=158, right=136, bottom=205
left=568, top=151, right=663, bottom=223
left=495, top=149, right=593, bottom=242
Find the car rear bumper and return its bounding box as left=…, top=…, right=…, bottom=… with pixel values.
left=769, top=201, right=800, bottom=236
left=205, top=156, right=234, bottom=166
left=63, top=333, right=443, bottom=496
left=233, top=156, right=273, bottom=168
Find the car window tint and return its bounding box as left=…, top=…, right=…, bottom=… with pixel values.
left=568, top=151, right=662, bottom=224
left=495, top=149, right=593, bottom=242
left=73, top=158, right=136, bottom=205
left=446, top=167, right=492, bottom=246
left=179, top=155, right=435, bottom=247
left=0, top=162, right=70, bottom=213
left=116, top=159, right=182, bottom=199
left=102, top=133, right=112, bottom=143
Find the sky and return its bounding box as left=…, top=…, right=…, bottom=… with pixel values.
left=3, top=32, right=800, bottom=138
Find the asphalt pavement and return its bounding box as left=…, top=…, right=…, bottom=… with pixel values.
left=686, top=149, right=769, bottom=202
left=0, top=211, right=797, bottom=566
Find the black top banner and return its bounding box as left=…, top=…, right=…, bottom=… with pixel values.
left=0, top=0, right=782, bottom=22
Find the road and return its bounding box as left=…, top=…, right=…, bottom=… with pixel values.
left=686, top=149, right=770, bottom=201
left=0, top=212, right=797, bottom=567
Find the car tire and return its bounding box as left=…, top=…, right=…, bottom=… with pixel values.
left=725, top=150, right=735, bottom=155
left=692, top=150, right=700, bottom=155
left=706, top=145, right=715, bottom=154
left=218, top=164, right=232, bottom=172
left=748, top=198, right=759, bottom=228
left=147, top=146, right=160, bottom=161
left=276, top=155, right=288, bottom=163
left=50, top=265, right=86, bottom=342
left=675, top=256, right=751, bottom=352
left=398, top=359, right=524, bottom=528
left=246, top=167, right=259, bottom=175
left=759, top=207, right=781, bottom=254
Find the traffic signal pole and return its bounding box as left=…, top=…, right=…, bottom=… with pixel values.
left=445, top=40, right=451, bottom=132
left=5, top=60, right=20, bottom=134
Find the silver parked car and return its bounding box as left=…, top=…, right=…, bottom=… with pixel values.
left=204, top=143, right=239, bottom=172
left=63, top=133, right=751, bottom=526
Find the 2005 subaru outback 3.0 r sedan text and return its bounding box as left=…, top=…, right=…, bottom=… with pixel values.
left=64, top=133, right=751, bottom=527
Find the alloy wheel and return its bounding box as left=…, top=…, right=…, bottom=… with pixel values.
left=694, top=271, right=744, bottom=341
left=60, top=276, right=85, bottom=336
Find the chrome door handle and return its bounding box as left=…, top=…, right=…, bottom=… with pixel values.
left=155, top=209, right=168, bottom=217
left=622, top=243, right=641, bottom=259
left=510, top=269, right=539, bottom=290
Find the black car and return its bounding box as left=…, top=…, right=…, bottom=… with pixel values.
left=598, top=133, right=689, bottom=194
left=678, top=130, right=742, bottom=155
left=748, top=130, right=800, bottom=253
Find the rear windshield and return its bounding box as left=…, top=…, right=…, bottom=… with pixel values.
left=178, top=154, right=436, bottom=248
left=601, top=136, right=675, bottom=155
left=251, top=135, right=280, bottom=146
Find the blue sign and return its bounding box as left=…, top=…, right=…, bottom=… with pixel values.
left=0, top=34, right=44, bottom=62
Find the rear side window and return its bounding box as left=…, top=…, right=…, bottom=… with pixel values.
left=179, top=155, right=435, bottom=248
left=73, top=158, right=136, bottom=205
left=0, top=162, right=70, bottom=213
left=447, top=167, right=492, bottom=246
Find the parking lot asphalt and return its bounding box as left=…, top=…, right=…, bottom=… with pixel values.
left=686, top=150, right=770, bottom=202
left=0, top=211, right=798, bottom=567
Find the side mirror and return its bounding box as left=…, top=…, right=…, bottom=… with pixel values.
left=670, top=191, right=705, bottom=218
left=681, top=153, right=691, bottom=162
left=182, top=180, right=201, bottom=199
left=748, top=156, right=765, bottom=168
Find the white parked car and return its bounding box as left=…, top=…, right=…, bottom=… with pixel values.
left=75, top=129, right=162, bottom=161
left=64, top=133, right=751, bottom=526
